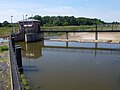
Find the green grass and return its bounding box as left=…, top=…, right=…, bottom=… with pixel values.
left=0, top=46, right=8, bottom=51
left=41, top=25, right=95, bottom=31
left=0, top=25, right=120, bottom=37
left=0, top=59, right=4, bottom=62
left=0, top=27, right=19, bottom=37
left=41, top=25, right=120, bottom=31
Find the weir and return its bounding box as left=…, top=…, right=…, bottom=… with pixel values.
left=8, top=19, right=120, bottom=90
left=11, top=20, right=120, bottom=42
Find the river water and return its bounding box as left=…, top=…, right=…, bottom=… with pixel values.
left=18, top=41, right=120, bottom=90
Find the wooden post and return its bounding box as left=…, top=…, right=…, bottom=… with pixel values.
left=95, top=24, right=98, bottom=40
left=15, top=46, right=23, bottom=72
left=66, top=32, right=68, bottom=39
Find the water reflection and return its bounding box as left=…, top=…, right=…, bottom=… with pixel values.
left=17, top=41, right=44, bottom=59
left=17, top=41, right=120, bottom=90
left=0, top=38, right=8, bottom=42
left=17, top=41, right=120, bottom=59
left=16, top=41, right=44, bottom=72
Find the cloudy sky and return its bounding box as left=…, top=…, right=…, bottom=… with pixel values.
left=0, top=0, right=120, bottom=22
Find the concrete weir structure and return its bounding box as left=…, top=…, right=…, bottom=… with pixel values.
left=13, top=19, right=44, bottom=42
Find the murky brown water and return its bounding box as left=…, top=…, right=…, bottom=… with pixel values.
left=18, top=41, right=120, bottom=90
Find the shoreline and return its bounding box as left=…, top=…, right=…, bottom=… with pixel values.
left=49, top=39, right=120, bottom=44
left=49, top=32, right=120, bottom=44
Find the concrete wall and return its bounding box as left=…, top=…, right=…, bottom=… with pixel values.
left=25, top=33, right=44, bottom=42
left=13, top=32, right=44, bottom=42
left=13, top=33, right=25, bottom=41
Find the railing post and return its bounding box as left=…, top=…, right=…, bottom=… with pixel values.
left=66, top=32, right=68, bottom=39
left=95, top=24, right=98, bottom=40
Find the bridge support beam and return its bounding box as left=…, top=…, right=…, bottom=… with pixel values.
left=95, top=24, right=98, bottom=40
left=66, top=32, right=68, bottom=39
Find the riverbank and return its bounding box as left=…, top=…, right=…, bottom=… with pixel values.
left=0, top=42, right=11, bottom=90
left=49, top=32, right=120, bottom=44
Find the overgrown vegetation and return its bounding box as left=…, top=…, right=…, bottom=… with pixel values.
left=21, top=74, right=30, bottom=90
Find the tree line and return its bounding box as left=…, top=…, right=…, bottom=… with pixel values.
left=0, top=15, right=119, bottom=27
left=0, top=21, right=11, bottom=27
left=29, top=15, right=106, bottom=26
left=0, top=21, right=18, bottom=27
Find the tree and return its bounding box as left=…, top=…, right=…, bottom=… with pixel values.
left=28, top=15, right=105, bottom=26
left=2, top=21, right=10, bottom=27
left=53, top=20, right=63, bottom=26
left=0, top=23, right=2, bottom=27
left=63, top=22, right=69, bottom=26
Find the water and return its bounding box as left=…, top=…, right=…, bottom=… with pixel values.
left=0, top=38, right=8, bottom=43
left=18, top=41, right=120, bottom=90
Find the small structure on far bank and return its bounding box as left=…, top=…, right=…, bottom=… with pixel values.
left=13, top=19, right=44, bottom=42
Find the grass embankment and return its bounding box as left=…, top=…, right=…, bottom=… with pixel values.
left=41, top=25, right=95, bottom=31
left=0, top=45, right=8, bottom=62
left=0, top=27, right=19, bottom=37
left=0, top=43, right=11, bottom=90
left=42, top=25, right=120, bottom=31
left=1, top=26, right=94, bottom=37
left=42, top=25, right=95, bottom=37
left=42, top=25, right=120, bottom=37
left=0, top=25, right=120, bottom=37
